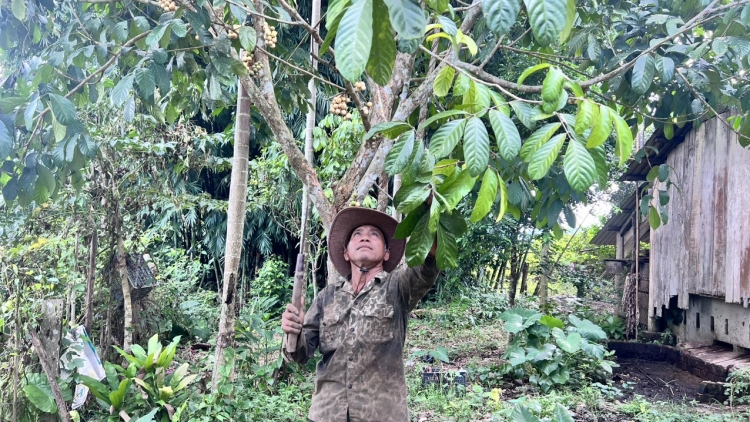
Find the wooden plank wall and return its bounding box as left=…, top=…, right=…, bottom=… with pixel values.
left=650, top=114, right=750, bottom=317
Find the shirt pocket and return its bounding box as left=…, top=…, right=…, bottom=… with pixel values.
left=364, top=303, right=395, bottom=344
left=320, top=309, right=344, bottom=353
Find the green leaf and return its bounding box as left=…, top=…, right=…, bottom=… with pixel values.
left=649, top=206, right=661, bottom=229
left=394, top=183, right=430, bottom=214
left=470, top=169, right=498, bottom=222
left=23, top=384, right=56, bottom=413
left=453, top=73, right=471, bottom=96
left=655, top=55, right=675, bottom=83
left=541, top=67, right=565, bottom=113
left=504, top=345, right=527, bottom=366
left=367, top=0, right=396, bottom=86
left=495, top=177, right=508, bottom=222
left=429, top=119, right=466, bottom=159
left=48, top=94, right=76, bottom=126
left=111, top=74, right=135, bottom=107
left=559, top=0, right=575, bottom=43
left=483, top=0, right=522, bottom=36
left=590, top=145, right=608, bottom=187
left=405, top=212, right=434, bottom=266
left=0, top=121, right=12, bottom=162
left=520, top=122, right=560, bottom=161
left=146, top=23, right=169, bottom=47
left=440, top=210, right=468, bottom=236
left=567, top=315, right=606, bottom=341
left=320, top=2, right=349, bottom=55
left=134, top=67, right=156, bottom=100
left=438, top=168, right=476, bottom=208
left=395, top=204, right=428, bottom=239
left=610, top=109, right=634, bottom=166
left=490, top=110, right=521, bottom=161
left=382, top=0, right=426, bottom=40
left=133, top=408, right=159, bottom=422
left=742, top=4, right=750, bottom=27
left=428, top=197, right=441, bottom=233
left=36, top=164, right=55, bottom=194
left=11, top=0, right=26, bottom=19
left=552, top=328, right=581, bottom=353
left=517, top=62, right=551, bottom=85
left=585, top=104, right=612, bottom=148
left=510, top=101, right=540, bottom=130
left=489, top=91, right=511, bottom=116
left=435, top=221, right=458, bottom=269
left=239, top=26, right=257, bottom=51
left=418, top=110, right=468, bottom=131
left=77, top=136, right=98, bottom=158
left=335, top=0, right=373, bottom=82
left=574, top=99, right=596, bottom=135
left=364, top=121, right=412, bottom=140
left=385, top=130, right=416, bottom=175
left=563, top=138, right=596, bottom=191
left=24, top=98, right=39, bottom=130
left=528, top=133, right=565, bottom=180
left=51, top=115, right=66, bottom=142
left=523, top=0, right=567, bottom=46
left=539, top=315, right=564, bottom=329
left=631, top=55, right=655, bottom=95
left=433, top=66, right=455, bottom=97
left=463, top=117, right=489, bottom=177
left=554, top=404, right=575, bottom=422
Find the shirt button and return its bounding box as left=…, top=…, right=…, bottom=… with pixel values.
left=349, top=356, right=354, bottom=361
left=350, top=327, right=355, bottom=332
left=348, top=384, right=353, bottom=389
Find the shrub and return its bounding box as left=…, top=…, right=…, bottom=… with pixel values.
left=499, top=309, right=617, bottom=392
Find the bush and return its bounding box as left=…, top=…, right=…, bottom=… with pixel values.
left=251, top=256, right=293, bottom=315
left=499, top=309, right=617, bottom=392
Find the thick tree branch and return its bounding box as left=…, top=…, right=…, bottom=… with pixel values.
left=242, top=76, right=334, bottom=228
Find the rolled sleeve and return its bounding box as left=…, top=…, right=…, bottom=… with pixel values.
left=397, top=256, right=440, bottom=311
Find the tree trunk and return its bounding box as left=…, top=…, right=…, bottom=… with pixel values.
left=84, top=228, right=98, bottom=335
left=211, top=77, right=252, bottom=391
left=28, top=328, right=71, bottom=422
left=539, top=242, right=550, bottom=307
left=377, top=171, right=389, bottom=212
left=112, top=195, right=133, bottom=352
left=520, top=263, right=529, bottom=295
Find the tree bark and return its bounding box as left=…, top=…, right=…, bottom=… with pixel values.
left=539, top=243, right=550, bottom=307
left=84, top=228, right=98, bottom=335
left=113, top=197, right=133, bottom=352
left=28, top=328, right=71, bottom=422
left=520, top=263, right=529, bottom=295
left=211, top=77, right=252, bottom=391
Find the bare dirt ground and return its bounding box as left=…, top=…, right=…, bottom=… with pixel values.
left=613, top=357, right=703, bottom=402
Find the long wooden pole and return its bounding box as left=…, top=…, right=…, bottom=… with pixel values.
left=286, top=0, right=320, bottom=352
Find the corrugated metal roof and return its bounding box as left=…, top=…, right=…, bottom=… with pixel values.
left=590, top=193, right=637, bottom=245
left=590, top=193, right=651, bottom=246
left=619, top=124, right=693, bottom=181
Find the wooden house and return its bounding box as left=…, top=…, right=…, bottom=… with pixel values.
left=592, top=114, right=750, bottom=351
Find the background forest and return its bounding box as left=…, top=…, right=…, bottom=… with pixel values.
left=2, top=0, right=750, bottom=420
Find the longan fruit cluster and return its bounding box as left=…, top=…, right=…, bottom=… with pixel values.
left=353, top=81, right=366, bottom=92
left=330, top=95, right=352, bottom=120
left=361, top=101, right=373, bottom=117
left=263, top=22, right=278, bottom=48
left=228, top=24, right=242, bottom=40
left=159, top=0, right=178, bottom=12
left=243, top=54, right=263, bottom=77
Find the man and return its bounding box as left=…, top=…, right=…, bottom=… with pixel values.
left=281, top=207, right=439, bottom=422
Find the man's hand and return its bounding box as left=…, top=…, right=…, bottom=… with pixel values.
left=281, top=304, right=304, bottom=335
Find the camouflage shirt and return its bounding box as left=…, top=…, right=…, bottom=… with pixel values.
left=284, top=257, right=439, bottom=422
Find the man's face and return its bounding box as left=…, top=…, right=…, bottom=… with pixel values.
left=343, top=224, right=390, bottom=267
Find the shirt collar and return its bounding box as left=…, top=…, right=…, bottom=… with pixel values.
left=335, top=269, right=389, bottom=289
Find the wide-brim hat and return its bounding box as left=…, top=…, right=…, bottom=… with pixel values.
left=328, top=207, right=406, bottom=276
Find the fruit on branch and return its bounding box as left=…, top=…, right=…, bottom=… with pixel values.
left=158, top=0, right=178, bottom=12
left=263, top=22, right=277, bottom=48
